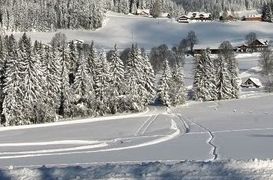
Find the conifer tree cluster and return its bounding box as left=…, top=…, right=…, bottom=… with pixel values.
left=0, top=33, right=159, bottom=126
left=193, top=42, right=240, bottom=101
left=157, top=59, right=186, bottom=106
left=0, top=0, right=105, bottom=32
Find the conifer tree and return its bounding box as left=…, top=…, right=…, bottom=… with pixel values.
left=0, top=36, right=8, bottom=123
left=109, top=44, right=125, bottom=113
left=216, top=58, right=233, bottom=100
left=158, top=59, right=171, bottom=106
left=219, top=41, right=240, bottom=99
left=169, top=64, right=186, bottom=105
left=3, top=35, right=25, bottom=125
left=19, top=33, right=49, bottom=124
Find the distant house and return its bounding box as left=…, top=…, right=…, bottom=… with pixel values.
left=177, top=15, right=189, bottom=23
left=242, top=15, right=262, bottom=21
left=136, top=9, right=150, bottom=16
left=241, top=77, right=263, bottom=88
left=236, top=44, right=248, bottom=53
left=194, top=48, right=221, bottom=55
left=227, top=15, right=237, bottom=21
left=236, top=39, right=268, bottom=52
left=177, top=12, right=211, bottom=23
left=248, top=39, right=268, bottom=52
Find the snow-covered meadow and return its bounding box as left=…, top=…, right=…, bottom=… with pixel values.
left=1, top=11, right=273, bottom=179
left=10, top=12, right=273, bottom=50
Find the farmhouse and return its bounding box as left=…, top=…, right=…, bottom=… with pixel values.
left=177, top=12, right=211, bottom=23
left=242, top=15, right=262, bottom=21
left=236, top=44, right=248, bottom=52
left=236, top=39, right=268, bottom=52
left=241, top=77, right=263, bottom=88
left=177, top=15, right=189, bottom=23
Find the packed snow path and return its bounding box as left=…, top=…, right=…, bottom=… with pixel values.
left=0, top=95, right=273, bottom=167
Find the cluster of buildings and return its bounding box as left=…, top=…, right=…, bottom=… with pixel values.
left=194, top=39, right=268, bottom=90
left=194, top=39, right=268, bottom=55
left=177, top=12, right=262, bottom=23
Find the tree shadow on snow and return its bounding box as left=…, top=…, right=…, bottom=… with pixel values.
left=13, top=161, right=260, bottom=179
left=0, top=170, right=11, bottom=180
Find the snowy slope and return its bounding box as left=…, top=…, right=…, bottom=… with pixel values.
left=10, top=12, right=273, bottom=50
left=0, top=95, right=273, bottom=167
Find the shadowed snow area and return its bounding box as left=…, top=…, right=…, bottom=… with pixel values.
left=2, top=160, right=273, bottom=179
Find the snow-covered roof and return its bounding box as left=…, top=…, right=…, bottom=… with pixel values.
left=161, top=13, right=170, bottom=17
left=187, top=12, right=211, bottom=18
left=137, top=9, right=150, bottom=14
left=246, top=77, right=263, bottom=87
left=244, top=14, right=261, bottom=18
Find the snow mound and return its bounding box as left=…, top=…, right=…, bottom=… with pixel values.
left=2, top=160, right=273, bottom=179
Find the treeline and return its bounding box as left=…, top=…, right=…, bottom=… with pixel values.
left=0, top=33, right=157, bottom=126
left=0, top=0, right=269, bottom=33
left=0, top=33, right=187, bottom=126
left=261, top=2, right=273, bottom=22
left=0, top=0, right=105, bottom=32
left=173, top=0, right=270, bottom=12
left=110, top=0, right=184, bottom=17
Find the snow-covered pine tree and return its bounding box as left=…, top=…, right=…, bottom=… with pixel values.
left=193, top=50, right=212, bottom=101
left=118, top=0, right=130, bottom=14
left=73, top=48, right=95, bottom=116
left=169, top=63, right=186, bottom=106
left=41, top=45, right=61, bottom=113
left=94, top=50, right=112, bottom=115
left=150, top=0, right=162, bottom=18
left=87, top=41, right=98, bottom=79
left=157, top=59, right=171, bottom=106
left=262, top=3, right=272, bottom=22
left=0, top=35, right=8, bottom=124
left=18, top=33, right=51, bottom=124
left=124, top=44, right=146, bottom=111
left=141, top=52, right=156, bottom=105
left=59, top=46, right=73, bottom=117
left=2, top=35, right=25, bottom=126
left=204, top=49, right=218, bottom=101
left=216, top=57, right=233, bottom=100
left=109, top=44, right=125, bottom=113
left=68, top=40, right=79, bottom=84
left=219, top=41, right=240, bottom=99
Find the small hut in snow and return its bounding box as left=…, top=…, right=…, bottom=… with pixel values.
left=241, top=77, right=263, bottom=88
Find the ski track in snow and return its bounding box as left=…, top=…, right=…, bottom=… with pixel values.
left=136, top=114, right=159, bottom=136
left=190, top=120, right=218, bottom=161
left=0, top=106, right=181, bottom=161
left=0, top=119, right=181, bottom=160
left=0, top=107, right=151, bottom=132
left=175, top=112, right=218, bottom=161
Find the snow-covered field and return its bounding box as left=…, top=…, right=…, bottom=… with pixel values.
left=0, top=95, right=273, bottom=168
left=10, top=12, right=273, bottom=50
left=2, top=12, right=273, bottom=178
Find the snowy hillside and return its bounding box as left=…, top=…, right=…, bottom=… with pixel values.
left=11, top=12, right=273, bottom=50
